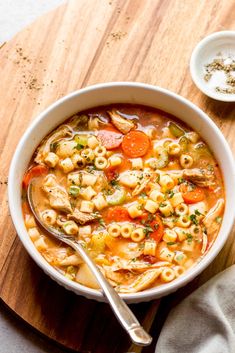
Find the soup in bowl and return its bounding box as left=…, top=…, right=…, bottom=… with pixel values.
left=8, top=83, right=235, bottom=303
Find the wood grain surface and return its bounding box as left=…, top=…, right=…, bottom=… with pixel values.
left=0, top=0, right=235, bottom=352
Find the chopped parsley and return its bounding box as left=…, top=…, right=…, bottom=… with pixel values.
left=178, top=177, right=185, bottom=184
left=186, top=233, right=193, bottom=242
left=98, top=218, right=105, bottom=227
left=159, top=202, right=167, bottom=208
left=216, top=216, right=222, bottom=224
left=156, top=175, right=160, bottom=183
left=50, top=141, right=59, bottom=152
left=166, top=190, right=175, bottom=199
left=143, top=226, right=154, bottom=237
left=195, top=209, right=203, bottom=216
left=167, top=242, right=176, bottom=246
left=139, top=192, right=147, bottom=198
left=74, top=143, right=84, bottom=151
left=154, top=223, right=159, bottom=230
left=207, top=164, right=214, bottom=172
left=110, top=179, right=119, bottom=187
left=131, top=257, right=137, bottom=262
left=190, top=214, right=199, bottom=225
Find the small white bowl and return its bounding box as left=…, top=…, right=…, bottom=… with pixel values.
left=190, top=31, right=235, bottom=102
left=8, top=82, right=235, bottom=303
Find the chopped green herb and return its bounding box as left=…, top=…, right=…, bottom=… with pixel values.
left=74, top=143, right=84, bottom=151
left=110, top=179, right=118, bottom=186
left=139, top=192, right=147, bottom=198
left=178, top=177, right=185, bottom=184
left=216, top=216, right=222, bottom=224
left=143, top=226, right=153, bottom=237
left=131, top=257, right=137, bottom=262
left=166, top=190, right=175, bottom=199
left=190, top=214, right=199, bottom=225
left=167, top=242, right=176, bottom=246
left=147, top=213, right=154, bottom=222
left=98, top=218, right=105, bottom=227
left=50, top=141, right=59, bottom=152
left=207, top=164, right=214, bottom=171
left=186, top=233, right=193, bottom=242
left=156, top=175, right=160, bottom=183
left=195, top=209, right=202, bottom=216
left=86, top=165, right=97, bottom=172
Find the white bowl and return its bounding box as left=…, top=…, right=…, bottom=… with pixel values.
left=8, top=82, right=235, bottom=303
left=190, top=31, right=235, bottom=102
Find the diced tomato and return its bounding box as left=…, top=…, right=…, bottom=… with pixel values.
left=104, top=206, right=131, bottom=223
left=142, top=255, right=157, bottom=264
left=104, top=165, right=119, bottom=181
left=137, top=212, right=164, bottom=242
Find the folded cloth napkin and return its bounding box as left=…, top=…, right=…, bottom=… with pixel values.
left=156, top=265, right=235, bottom=353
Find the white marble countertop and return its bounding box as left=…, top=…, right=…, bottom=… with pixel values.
left=0, top=2, right=67, bottom=352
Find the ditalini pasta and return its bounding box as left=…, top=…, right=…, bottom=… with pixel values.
left=22, top=104, right=225, bottom=293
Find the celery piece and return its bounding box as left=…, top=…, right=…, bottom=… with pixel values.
left=169, top=122, right=185, bottom=137
left=69, top=185, right=80, bottom=197
left=106, top=187, right=126, bottom=205
left=74, top=134, right=88, bottom=149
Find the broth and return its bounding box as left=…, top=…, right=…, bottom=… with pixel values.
left=22, top=104, right=224, bottom=293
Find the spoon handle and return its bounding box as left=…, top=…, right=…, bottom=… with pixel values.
left=67, top=239, right=152, bottom=346
left=27, top=183, right=151, bottom=346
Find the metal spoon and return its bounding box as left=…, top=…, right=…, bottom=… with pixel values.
left=27, top=182, right=152, bottom=346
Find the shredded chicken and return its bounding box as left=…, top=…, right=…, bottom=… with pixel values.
left=68, top=208, right=100, bottom=225
left=105, top=269, right=130, bottom=285
left=182, top=168, right=215, bottom=187
left=201, top=232, right=208, bottom=254
left=42, top=184, right=72, bottom=213
left=59, top=254, right=83, bottom=266
left=105, top=260, right=171, bottom=273
left=116, top=269, right=162, bottom=293
left=108, top=110, right=135, bottom=134
left=132, top=176, right=150, bottom=196
left=35, top=125, right=73, bottom=164
left=203, top=198, right=224, bottom=236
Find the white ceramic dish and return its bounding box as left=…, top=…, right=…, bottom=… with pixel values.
left=190, top=31, right=235, bottom=102
left=8, top=82, right=235, bottom=303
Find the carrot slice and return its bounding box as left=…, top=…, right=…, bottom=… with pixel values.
left=121, top=131, right=150, bottom=157
left=104, top=206, right=131, bottom=223
left=98, top=127, right=123, bottom=150
left=22, top=165, right=48, bottom=189
left=180, top=183, right=205, bottom=204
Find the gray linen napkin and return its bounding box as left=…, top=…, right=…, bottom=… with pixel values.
left=156, top=265, right=235, bottom=353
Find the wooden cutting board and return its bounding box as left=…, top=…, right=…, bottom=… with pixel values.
left=0, top=0, right=235, bottom=352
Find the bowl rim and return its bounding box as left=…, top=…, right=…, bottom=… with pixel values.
left=8, top=81, right=235, bottom=302
left=190, top=30, right=235, bottom=102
